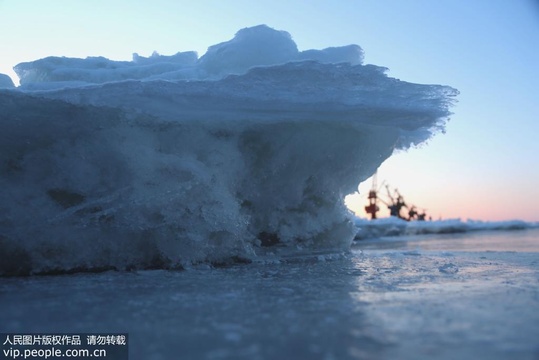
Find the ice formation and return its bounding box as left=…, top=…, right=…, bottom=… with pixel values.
left=0, top=73, right=15, bottom=89
left=0, top=25, right=458, bottom=275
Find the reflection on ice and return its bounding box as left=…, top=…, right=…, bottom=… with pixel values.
left=354, top=226, right=539, bottom=252
left=1, top=230, right=538, bottom=359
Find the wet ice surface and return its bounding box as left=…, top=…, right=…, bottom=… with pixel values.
left=1, top=229, right=539, bottom=360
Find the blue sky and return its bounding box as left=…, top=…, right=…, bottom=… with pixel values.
left=1, top=0, right=538, bottom=221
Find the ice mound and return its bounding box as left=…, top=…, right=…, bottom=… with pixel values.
left=198, top=25, right=300, bottom=78
left=0, top=73, right=15, bottom=89
left=0, top=25, right=457, bottom=275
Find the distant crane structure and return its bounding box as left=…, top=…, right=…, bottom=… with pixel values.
left=364, top=173, right=381, bottom=220
left=363, top=173, right=428, bottom=221
left=386, top=185, right=407, bottom=219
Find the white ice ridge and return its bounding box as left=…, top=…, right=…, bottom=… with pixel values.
left=15, top=25, right=364, bottom=88
left=354, top=217, right=539, bottom=240
left=0, top=25, right=458, bottom=275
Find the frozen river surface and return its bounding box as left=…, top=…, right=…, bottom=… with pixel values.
left=1, top=228, right=538, bottom=360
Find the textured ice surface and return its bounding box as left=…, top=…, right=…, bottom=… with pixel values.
left=0, top=25, right=457, bottom=275
left=1, top=230, right=538, bottom=359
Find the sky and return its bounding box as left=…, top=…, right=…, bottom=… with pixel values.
left=1, top=0, right=538, bottom=222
